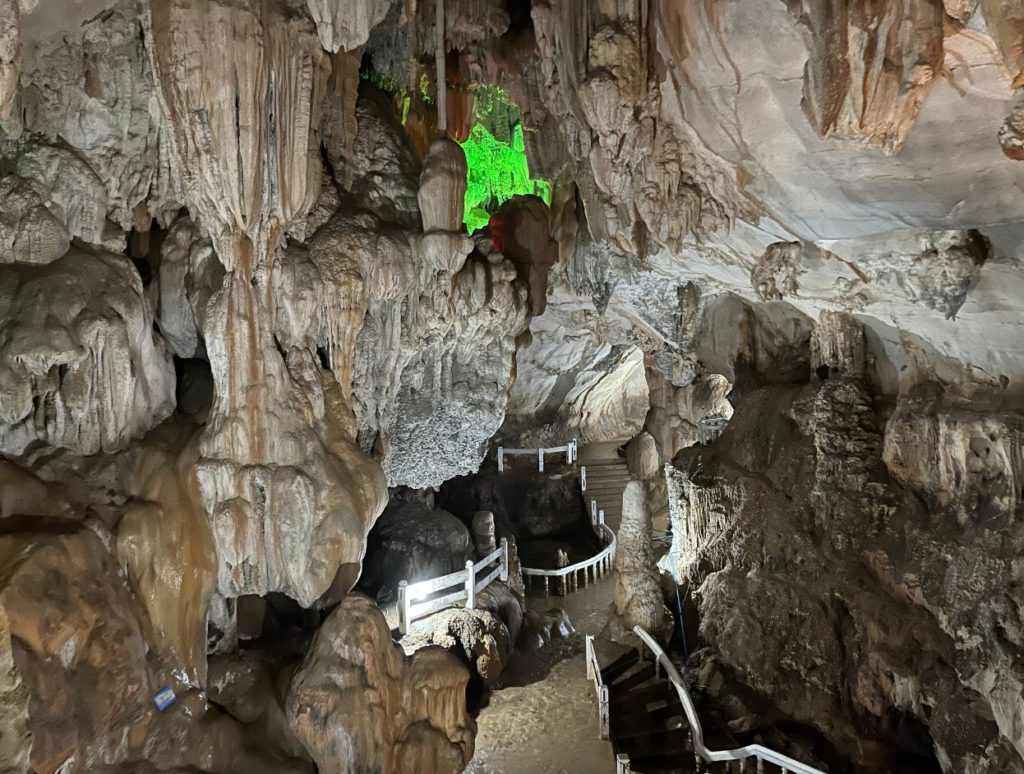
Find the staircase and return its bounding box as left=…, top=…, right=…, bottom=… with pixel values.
left=601, top=647, right=695, bottom=773
left=580, top=441, right=631, bottom=530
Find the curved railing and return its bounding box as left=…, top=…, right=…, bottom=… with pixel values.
left=629, top=626, right=826, bottom=774
left=521, top=521, right=617, bottom=596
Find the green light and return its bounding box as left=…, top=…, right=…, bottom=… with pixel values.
left=460, top=122, right=551, bottom=233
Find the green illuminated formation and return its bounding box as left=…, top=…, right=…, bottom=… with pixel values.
left=359, top=68, right=549, bottom=232
left=460, top=88, right=551, bottom=233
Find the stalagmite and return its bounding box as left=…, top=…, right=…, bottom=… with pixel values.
left=613, top=482, right=665, bottom=635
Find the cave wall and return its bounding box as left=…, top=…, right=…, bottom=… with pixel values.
left=667, top=314, right=1024, bottom=772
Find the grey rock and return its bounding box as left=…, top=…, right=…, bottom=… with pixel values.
left=0, top=250, right=175, bottom=456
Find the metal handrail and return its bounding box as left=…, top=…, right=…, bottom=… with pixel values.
left=632, top=626, right=826, bottom=774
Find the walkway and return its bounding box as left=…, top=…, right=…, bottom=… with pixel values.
left=466, top=576, right=619, bottom=773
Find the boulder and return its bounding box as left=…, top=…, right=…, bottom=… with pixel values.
left=360, top=500, right=473, bottom=594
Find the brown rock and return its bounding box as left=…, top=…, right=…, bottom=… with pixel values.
left=287, top=594, right=475, bottom=773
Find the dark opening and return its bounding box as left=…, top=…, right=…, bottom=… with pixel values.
left=127, top=218, right=169, bottom=287
left=316, top=345, right=331, bottom=370
left=173, top=356, right=214, bottom=420
left=505, top=0, right=533, bottom=35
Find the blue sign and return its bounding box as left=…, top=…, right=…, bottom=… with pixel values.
left=153, top=686, right=176, bottom=711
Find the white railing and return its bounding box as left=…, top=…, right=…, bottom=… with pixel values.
left=623, top=626, right=826, bottom=774
left=497, top=438, right=578, bottom=472
left=585, top=634, right=610, bottom=740
left=521, top=508, right=616, bottom=596
left=397, top=538, right=509, bottom=635
left=698, top=415, right=728, bottom=446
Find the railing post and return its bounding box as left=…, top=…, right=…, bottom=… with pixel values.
left=591, top=499, right=598, bottom=521
left=398, top=580, right=409, bottom=635
left=586, top=634, right=594, bottom=681
left=581, top=465, right=587, bottom=492
left=497, top=446, right=504, bottom=472
left=499, top=538, right=509, bottom=582
left=538, top=447, right=544, bottom=472
left=599, top=509, right=605, bottom=527
left=756, top=759, right=764, bottom=774
left=616, top=754, right=630, bottom=773
left=464, top=560, right=475, bottom=609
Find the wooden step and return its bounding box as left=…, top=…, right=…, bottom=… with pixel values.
left=600, top=649, right=640, bottom=684
left=614, top=716, right=686, bottom=742
left=621, top=753, right=692, bottom=773
left=611, top=700, right=685, bottom=732
left=616, top=729, right=693, bottom=758
left=610, top=662, right=656, bottom=692
left=610, top=681, right=674, bottom=711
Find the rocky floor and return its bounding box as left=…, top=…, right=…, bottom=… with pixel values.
left=466, top=577, right=617, bottom=773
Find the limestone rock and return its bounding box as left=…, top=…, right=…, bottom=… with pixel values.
left=306, top=0, right=390, bottom=54
left=287, top=594, right=475, bottom=774
left=980, top=0, right=1024, bottom=158
left=668, top=371, right=1024, bottom=771
left=114, top=427, right=217, bottom=689
left=15, top=146, right=111, bottom=246
left=320, top=49, right=362, bottom=191
left=490, top=195, right=558, bottom=316
left=147, top=0, right=388, bottom=606
left=884, top=386, right=1024, bottom=527
left=3, top=425, right=216, bottom=689
left=530, top=0, right=753, bottom=254
left=0, top=250, right=175, bottom=456
left=0, top=0, right=20, bottom=119
left=625, top=431, right=659, bottom=480
left=471, top=510, right=497, bottom=557
left=810, top=310, right=866, bottom=379
left=0, top=175, right=70, bottom=264
left=156, top=216, right=223, bottom=359
left=786, top=0, right=945, bottom=154
left=0, top=523, right=251, bottom=773
left=15, top=2, right=166, bottom=234
left=351, top=245, right=529, bottom=488
left=346, top=88, right=422, bottom=227
left=403, top=603, right=512, bottom=686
